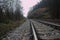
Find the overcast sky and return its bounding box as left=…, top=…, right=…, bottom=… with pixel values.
left=20, top=0, right=41, bottom=17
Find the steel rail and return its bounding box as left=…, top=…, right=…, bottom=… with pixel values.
left=36, top=20, right=60, bottom=30
left=30, top=21, right=38, bottom=40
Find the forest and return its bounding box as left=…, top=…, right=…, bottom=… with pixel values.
left=0, top=0, right=25, bottom=37
left=28, top=0, right=60, bottom=24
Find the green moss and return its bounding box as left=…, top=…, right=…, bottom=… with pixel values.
left=0, top=19, right=25, bottom=37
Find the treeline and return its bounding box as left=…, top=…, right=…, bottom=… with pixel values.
left=28, top=0, right=60, bottom=19
left=0, top=0, right=25, bottom=38
left=0, top=0, right=24, bottom=23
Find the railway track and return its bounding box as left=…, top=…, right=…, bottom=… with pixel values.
left=30, top=21, right=43, bottom=40
left=1, top=20, right=60, bottom=40
left=30, top=20, right=60, bottom=40
left=30, top=21, right=39, bottom=40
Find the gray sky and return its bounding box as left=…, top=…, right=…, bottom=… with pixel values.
left=20, top=0, right=41, bottom=17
